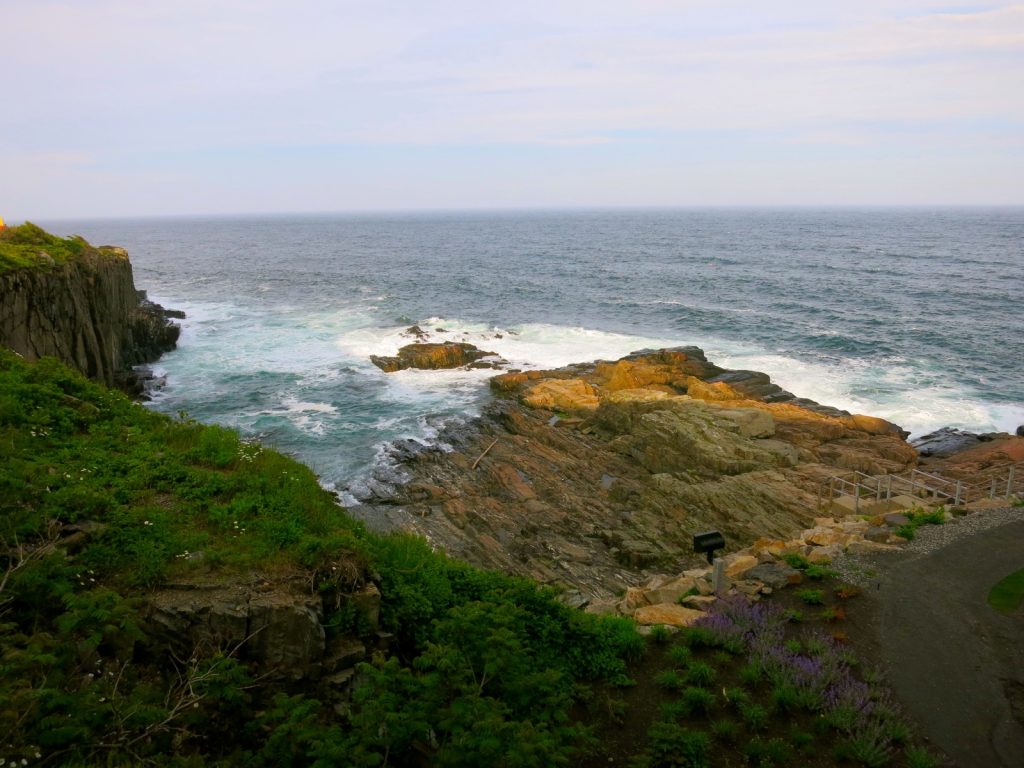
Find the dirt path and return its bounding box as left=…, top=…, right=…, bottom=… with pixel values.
left=841, top=515, right=1024, bottom=767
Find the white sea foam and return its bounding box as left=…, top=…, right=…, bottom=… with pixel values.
left=143, top=294, right=1021, bottom=495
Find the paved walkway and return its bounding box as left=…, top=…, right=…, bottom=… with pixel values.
left=844, top=516, right=1024, bottom=767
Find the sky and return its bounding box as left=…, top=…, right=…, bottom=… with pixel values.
left=1, top=1, right=1023, bottom=218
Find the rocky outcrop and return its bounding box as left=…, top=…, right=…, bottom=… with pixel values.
left=358, top=347, right=918, bottom=599
left=144, top=579, right=384, bottom=683
left=370, top=341, right=502, bottom=372
left=595, top=511, right=925, bottom=626
left=0, top=242, right=180, bottom=391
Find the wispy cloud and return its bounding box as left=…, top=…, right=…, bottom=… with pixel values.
left=1, top=1, right=1021, bottom=215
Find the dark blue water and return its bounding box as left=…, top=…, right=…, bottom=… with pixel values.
left=46, top=208, right=1024, bottom=498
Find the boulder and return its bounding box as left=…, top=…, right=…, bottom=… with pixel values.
left=911, top=427, right=982, bottom=458
left=808, top=545, right=842, bottom=563
left=742, top=562, right=802, bottom=589
left=633, top=604, right=706, bottom=627
left=643, top=576, right=698, bottom=605
left=723, top=554, right=759, bottom=579
left=617, top=586, right=650, bottom=614
left=803, top=528, right=850, bottom=547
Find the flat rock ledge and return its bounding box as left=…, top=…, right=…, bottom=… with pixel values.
left=585, top=511, right=931, bottom=628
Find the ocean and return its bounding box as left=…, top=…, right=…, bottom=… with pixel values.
left=46, top=208, right=1024, bottom=502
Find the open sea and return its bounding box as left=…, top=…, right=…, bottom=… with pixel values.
left=45, top=209, right=1024, bottom=502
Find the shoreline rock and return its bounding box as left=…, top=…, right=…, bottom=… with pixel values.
left=370, top=341, right=504, bottom=372
left=359, top=346, right=920, bottom=598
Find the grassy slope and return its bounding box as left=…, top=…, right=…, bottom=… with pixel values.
left=0, top=351, right=643, bottom=766
left=0, top=222, right=123, bottom=273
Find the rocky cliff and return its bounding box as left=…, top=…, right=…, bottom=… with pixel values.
left=357, top=347, right=919, bottom=599
left=0, top=224, right=180, bottom=390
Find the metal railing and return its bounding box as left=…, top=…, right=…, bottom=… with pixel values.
left=818, top=462, right=1023, bottom=513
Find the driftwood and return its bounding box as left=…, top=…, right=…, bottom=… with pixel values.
left=471, top=438, right=499, bottom=470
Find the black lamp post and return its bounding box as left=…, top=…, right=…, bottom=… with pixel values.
left=693, top=530, right=725, bottom=565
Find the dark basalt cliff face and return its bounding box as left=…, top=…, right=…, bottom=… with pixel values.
left=0, top=245, right=180, bottom=391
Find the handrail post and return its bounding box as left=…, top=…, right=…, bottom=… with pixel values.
left=954, top=480, right=962, bottom=507
left=1008, top=466, right=1016, bottom=499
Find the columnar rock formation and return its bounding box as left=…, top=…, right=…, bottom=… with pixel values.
left=0, top=240, right=180, bottom=390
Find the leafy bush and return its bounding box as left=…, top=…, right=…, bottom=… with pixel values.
left=644, top=722, right=711, bottom=768
left=0, top=351, right=646, bottom=765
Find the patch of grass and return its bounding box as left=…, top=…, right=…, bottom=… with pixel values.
left=988, top=568, right=1024, bottom=614
left=0, top=222, right=113, bottom=273
left=781, top=553, right=810, bottom=570
left=655, top=669, right=686, bottom=692
left=681, top=686, right=717, bottom=716
left=667, top=644, right=692, bottom=667
left=905, top=746, right=941, bottom=768
left=710, top=718, right=739, bottom=744
left=644, top=722, right=711, bottom=768
left=739, top=702, right=769, bottom=731
left=685, top=661, right=716, bottom=687
left=797, top=589, right=826, bottom=605
left=649, top=624, right=672, bottom=644
left=895, top=508, right=946, bottom=540
left=804, top=564, right=837, bottom=580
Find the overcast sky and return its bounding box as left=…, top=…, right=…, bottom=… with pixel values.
left=2, top=1, right=1023, bottom=218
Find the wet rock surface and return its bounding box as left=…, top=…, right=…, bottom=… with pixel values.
left=360, top=347, right=919, bottom=598
left=370, top=341, right=504, bottom=372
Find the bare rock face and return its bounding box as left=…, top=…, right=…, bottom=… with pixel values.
left=143, top=579, right=382, bottom=683
left=145, top=585, right=326, bottom=681
left=364, top=347, right=918, bottom=599
left=0, top=248, right=180, bottom=391
left=370, top=341, right=501, bottom=372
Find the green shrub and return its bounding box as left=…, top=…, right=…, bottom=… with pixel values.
left=805, top=564, right=837, bottom=580
left=770, top=683, right=799, bottom=714
left=739, top=702, right=769, bottom=731
left=781, top=553, right=810, bottom=570
left=685, top=661, right=716, bottom=687
left=655, top=669, right=685, bottom=692
left=681, top=686, right=716, bottom=716
left=797, top=589, right=825, bottom=605
left=710, top=718, right=738, bottom=744
left=649, top=624, right=672, bottom=644
left=645, top=722, right=711, bottom=768
left=667, top=644, right=692, bottom=666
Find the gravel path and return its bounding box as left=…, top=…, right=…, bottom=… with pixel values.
left=835, top=506, right=1024, bottom=767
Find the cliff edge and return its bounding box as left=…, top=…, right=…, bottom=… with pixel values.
left=0, top=222, right=180, bottom=390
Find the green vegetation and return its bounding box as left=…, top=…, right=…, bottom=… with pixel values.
left=987, top=568, right=1024, bottom=614
left=0, top=222, right=117, bottom=273
left=0, top=351, right=644, bottom=766
left=894, top=508, right=946, bottom=541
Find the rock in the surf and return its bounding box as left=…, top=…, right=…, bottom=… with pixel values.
left=370, top=341, right=503, bottom=372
